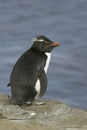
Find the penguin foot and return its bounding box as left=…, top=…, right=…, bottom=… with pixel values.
left=11, top=99, right=23, bottom=106
left=24, top=101, right=32, bottom=105
left=35, top=101, right=45, bottom=105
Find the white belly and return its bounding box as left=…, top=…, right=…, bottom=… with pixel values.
left=35, top=79, right=41, bottom=100
left=44, top=52, right=51, bottom=73
left=35, top=52, right=51, bottom=100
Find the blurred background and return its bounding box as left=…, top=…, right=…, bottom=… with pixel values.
left=0, top=0, right=87, bottom=109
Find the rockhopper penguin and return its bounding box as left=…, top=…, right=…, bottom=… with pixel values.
left=8, top=35, right=60, bottom=105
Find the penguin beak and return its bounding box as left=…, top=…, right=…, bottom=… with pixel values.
left=51, top=42, right=60, bottom=47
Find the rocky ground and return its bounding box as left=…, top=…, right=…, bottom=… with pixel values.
left=0, top=93, right=87, bottom=130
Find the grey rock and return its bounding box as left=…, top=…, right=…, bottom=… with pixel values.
left=0, top=93, right=87, bottom=130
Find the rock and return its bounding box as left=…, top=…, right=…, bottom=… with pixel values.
left=0, top=93, right=87, bottom=130
left=0, top=93, right=10, bottom=100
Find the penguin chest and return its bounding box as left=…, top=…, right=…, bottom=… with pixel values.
left=44, top=53, right=51, bottom=73
left=35, top=53, right=51, bottom=100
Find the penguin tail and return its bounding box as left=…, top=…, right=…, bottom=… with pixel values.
left=7, top=83, right=10, bottom=87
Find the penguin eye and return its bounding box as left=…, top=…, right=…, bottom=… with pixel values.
left=43, top=40, right=51, bottom=45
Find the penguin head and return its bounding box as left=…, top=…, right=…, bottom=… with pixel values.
left=31, top=35, right=60, bottom=53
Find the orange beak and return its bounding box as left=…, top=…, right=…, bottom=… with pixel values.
left=51, top=42, right=60, bottom=47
